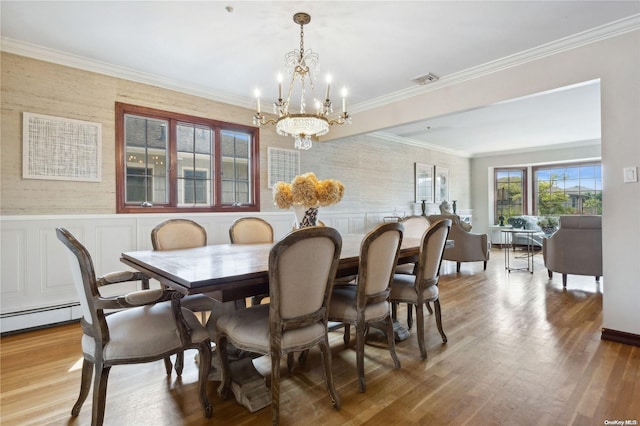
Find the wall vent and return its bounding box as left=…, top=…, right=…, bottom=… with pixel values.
left=411, top=73, right=439, bottom=85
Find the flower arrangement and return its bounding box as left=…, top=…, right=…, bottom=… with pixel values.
left=273, top=172, right=344, bottom=209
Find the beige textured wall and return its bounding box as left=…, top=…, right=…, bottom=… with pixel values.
left=1, top=52, right=469, bottom=216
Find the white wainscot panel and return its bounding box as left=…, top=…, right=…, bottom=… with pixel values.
left=1, top=228, right=28, bottom=308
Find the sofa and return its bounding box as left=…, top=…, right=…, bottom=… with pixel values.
left=427, top=214, right=490, bottom=272
left=542, top=215, right=602, bottom=287
left=505, top=216, right=548, bottom=247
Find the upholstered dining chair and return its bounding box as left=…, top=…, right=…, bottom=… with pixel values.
left=151, top=218, right=215, bottom=373
left=390, top=218, right=451, bottom=359
left=216, top=227, right=342, bottom=425
left=56, top=228, right=212, bottom=426
left=328, top=222, right=403, bottom=392
left=394, top=215, right=430, bottom=328
left=229, top=216, right=274, bottom=244
left=229, top=217, right=274, bottom=306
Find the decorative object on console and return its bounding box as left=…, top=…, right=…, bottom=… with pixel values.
left=252, top=12, right=351, bottom=150
left=273, top=172, right=344, bottom=228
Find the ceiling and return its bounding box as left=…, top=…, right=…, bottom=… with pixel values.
left=2, top=1, right=639, bottom=156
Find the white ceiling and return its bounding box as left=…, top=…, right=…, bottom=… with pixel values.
left=2, top=1, right=639, bottom=156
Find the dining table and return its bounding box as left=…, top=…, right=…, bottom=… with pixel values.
left=119, top=232, right=442, bottom=412
left=120, top=234, right=424, bottom=302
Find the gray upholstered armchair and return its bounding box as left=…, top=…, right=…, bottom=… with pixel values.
left=542, top=215, right=602, bottom=287
left=427, top=214, right=490, bottom=272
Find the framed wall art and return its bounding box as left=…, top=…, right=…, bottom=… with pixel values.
left=267, top=147, right=300, bottom=188
left=23, top=112, right=102, bottom=182
left=414, top=162, right=434, bottom=203
left=435, top=165, right=449, bottom=203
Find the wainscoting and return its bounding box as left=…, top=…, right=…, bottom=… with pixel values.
left=0, top=211, right=390, bottom=333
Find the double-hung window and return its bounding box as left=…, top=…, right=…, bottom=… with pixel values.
left=116, top=103, right=259, bottom=213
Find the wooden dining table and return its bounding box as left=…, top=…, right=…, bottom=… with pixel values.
left=120, top=234, right=423, bottom=303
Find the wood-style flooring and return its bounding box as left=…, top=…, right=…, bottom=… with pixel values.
left=2, top=248, right=639, bottom=425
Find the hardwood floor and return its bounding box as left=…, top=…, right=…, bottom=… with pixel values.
left=2, top=248, right=638, bottom=425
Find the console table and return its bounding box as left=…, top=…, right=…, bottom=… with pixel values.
left=501, top=228, right=537, bottom=273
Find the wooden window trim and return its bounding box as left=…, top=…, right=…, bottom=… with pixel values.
left=116, top=102, right=260, bottom=214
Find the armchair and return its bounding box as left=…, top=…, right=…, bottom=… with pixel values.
left=542, top=215, right=602, bottom=287
left=427, top=214, right=490, bottom=272
left=56, top=228, right=212, bottom=426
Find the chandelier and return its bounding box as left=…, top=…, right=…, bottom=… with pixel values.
left=253, top=12, right=351, bottom=150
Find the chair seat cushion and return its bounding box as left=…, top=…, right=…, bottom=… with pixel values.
left=180, top=293, right=216, bottom=312
left=394, top=263, right=415, bottom=275
left=390, top=274, right=439, bottom=303
left=328, top=286, right=389, bottom=322
left=216, top=304, right=325, bottom=353
left=82, top=302, right=209, bottom=362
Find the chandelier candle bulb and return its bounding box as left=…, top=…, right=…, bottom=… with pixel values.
left=325, top=75, right=331, bottom=100
left=277, top=74, right=283, bottom=99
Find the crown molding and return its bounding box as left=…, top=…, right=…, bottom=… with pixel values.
left=351, top=14, right=640, bottom=114
left=369, top=132, right=472, bottom=158
left=2, top=14, right=638, bottom=113
left=0, top=37, right=251, bottom=109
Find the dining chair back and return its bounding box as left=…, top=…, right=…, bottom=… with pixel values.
left=390, top=218, right=451, bottom=359
left=216, top=226, right=342, bottom=425
left=151, top=218, right=213, bottom=373
left=56, top=228, right=212, bottom=426
left=229, top=217, right=274, bottom=306
left=229, top=217, right=274, bottom=244
left=328, top=222, right=403, bottom=392
left=151, top=218, right=207, bottom=250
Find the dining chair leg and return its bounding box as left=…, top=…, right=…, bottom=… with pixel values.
left=406, top=304, right=413, bottom=329
left=271, top=351, right=282, bottom=426
left=175, top=351, right=184, bottom=376
left=197, top=341, right=213, bottom=418
left=434, top=299, right=447, bottom=343
left=416, top=303, right=427, bottom=359
left=343, top=324, right=351, bottom=345
left=163, top=357, right=173, bottom=375
left=356, top=322, right=366, bottom=393
left=92, top=363, right=110, bottom=426
left=385, top=315, right=401, bottom=369
left=298, top=349, right=309, bottom=367
left=216, top=335, right=231, bottom=400
left=287, top=353, right=294, bottom=373
left=71, top=358, right=93, bottom=416
left=319, top=338, right=341, bottom=409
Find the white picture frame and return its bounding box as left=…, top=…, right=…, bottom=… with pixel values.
left=267, top=147, right=300, bottom=188
left=23, top=112, right=102, bottom=182
left=435, top=166, right=449, bottom=203
left=414, top=162, right=434, bottom=203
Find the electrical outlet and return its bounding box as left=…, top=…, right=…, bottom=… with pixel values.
left=623, top=166, right=638, bottom=183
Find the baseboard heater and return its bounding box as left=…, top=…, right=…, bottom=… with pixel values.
left=0, top=302, right=81, bottom=335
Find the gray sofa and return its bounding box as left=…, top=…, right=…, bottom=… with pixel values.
left=506, top=216, right=548, bottom=247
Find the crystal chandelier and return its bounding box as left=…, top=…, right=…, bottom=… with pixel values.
left=253, top=12, right=351, bottom=150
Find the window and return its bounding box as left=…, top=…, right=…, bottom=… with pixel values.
left=116, top=103, right=260, bottom=213
left=533, top=162, right=602, bottom=215
left=495, top=168, right=526, bottom=223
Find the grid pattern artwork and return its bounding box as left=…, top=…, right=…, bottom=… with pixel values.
left=23, top=112, right=102, bottom=182
left=268, top=147, right=300, bottom=188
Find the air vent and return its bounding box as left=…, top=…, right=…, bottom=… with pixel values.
left=411, top=73, right=439, bottom=85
